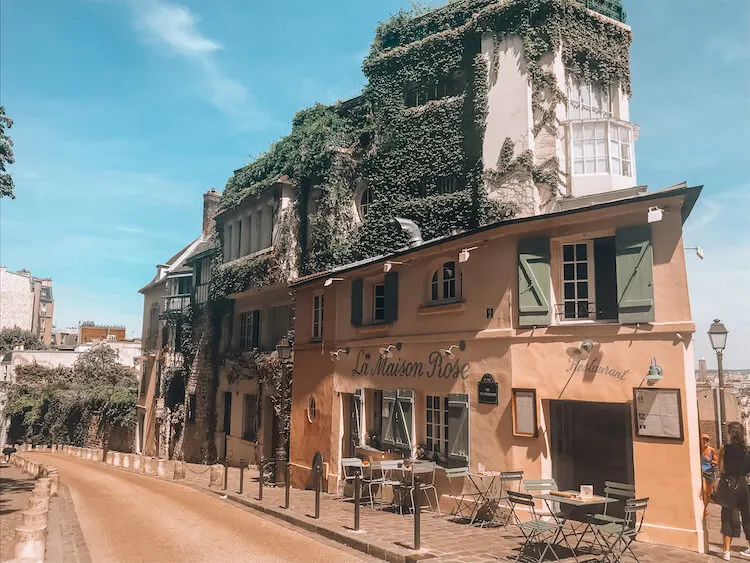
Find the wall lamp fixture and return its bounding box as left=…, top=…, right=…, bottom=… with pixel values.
left=566, top=339, right=594, bottom=361
left=324, top=277, right=344, bottom=287
left=383, top=261, right=403, bottom=273
left=647, top=206, right=663, bottom=223
left=685, top=246, right=704, bottom=260
left=458, top=247, right=479, bottom=264
left=379, top=343, right=402, bottom=359
left=644, top=357, right=663, bottom=382
left=440, top=340, right=466, bottom=357
left=329, top=347, right=350, bottom=361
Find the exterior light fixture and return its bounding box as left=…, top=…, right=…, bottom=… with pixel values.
left=709, top=318, right=729, bottom=446
left=644, top=357, right=663, bottom=382
left=685, top=246, right=704, bottom=260
left=647, top=206, right=663, bottom=223
left=276, top=337, right=292, bottom=360
left=566, top=339, right=594, bottom=361
left=378, top=343, right=402, bottom=359
left=440, top=340, right=466, bottom=357
left=383, top=261, right=403, bottom=273
left=323, top=277, right=344, bottom=287
left=329, top=347, right=350, bottom=361
left=458, top=246, right=479, bottom=264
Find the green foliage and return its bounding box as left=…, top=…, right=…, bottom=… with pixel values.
left=0, top=328, right=46, bottom=354
left=0, top=105, right=15, bottom=199
left=209, top=250, right=284, bottom=299
left=4, top=346, right=138, bottom=445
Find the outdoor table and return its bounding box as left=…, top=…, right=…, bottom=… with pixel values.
left=532, top=491, right=616, bottom=562
left=467, top=471, right=503, bottom=525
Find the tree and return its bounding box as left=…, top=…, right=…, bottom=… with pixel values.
left=0, top=328, right=46, bottom=354
left=0, top=106, right=15, bottom=199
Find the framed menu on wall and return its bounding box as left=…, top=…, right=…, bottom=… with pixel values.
left=512, top=388, right=538, bottom=438
left=633, top=388, right=684, bottom=440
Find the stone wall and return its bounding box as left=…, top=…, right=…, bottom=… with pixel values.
left=85, top=414, right=135, bottom=453
left=0, top=268, right=34, bottom=332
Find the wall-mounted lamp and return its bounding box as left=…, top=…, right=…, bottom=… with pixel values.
left=440, top=340, right=466, bottom=357
left=566, top=339, right=594, bottom=361
left=685, top=246, right=704, bottom=260
left=458, top=246, right=479, bottom=264
left=383, top=261, right=403, bottom=273
left=647, top=206, right=663, bottom=223
left=324, top=277, right=344, bottom=287
left=378, top=343, right=402, bottom=359
left=644, top=357, right=663, bottom=382
left=329, top=347, right=350, bottom=361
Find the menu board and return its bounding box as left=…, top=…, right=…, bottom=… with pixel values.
left=513, top=389, right=538, bottom=437
left=633, top=388, right=684, bottom=440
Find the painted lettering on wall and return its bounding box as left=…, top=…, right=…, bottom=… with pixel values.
left=568, top=356, right=630, bottom=381
left=351, top=350, right=469, bottom=380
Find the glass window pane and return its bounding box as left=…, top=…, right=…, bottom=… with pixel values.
left=564, top=302, right=576, bottom=319
left=595, top=139, right=607, bottom=157
left=583, top=123, right=594, bottom=139
left=577, top=281, right=589, bottom=299
left=611, top=157, right=621, bottom=176
left=580, top=83, right=591, bottom=106
left=574, top=160, right=584, bottom=174
left=427, top=410, right=432, bottom=423
left=620, top=126, right=630, bottom=143
left=623, top=161, right=632, bottom=177
left=584, top=158, right=596, bottom=174
left=575, top=244, right=587, bottom=261
left=583, top=140, right=595, bottom=157
left=573, top=140, right=583, bottom=158
left=564, top=263, right=575, bottom=280
left=594, top=122, right=607, bottom=139
left=576, top=262, right=588, bottom=280
left=564, top=282, right=575, bottom=299
left=610, top=139, right=619, bottom=157
left=563, top=245, right=574, bottom=262
left=577, top=301, right=590, bottom=318
left=621, top=143, right=631, bottom=161
left=609, top=125, right=618, bottom=141
left=596, top=157, right=608, bottom=173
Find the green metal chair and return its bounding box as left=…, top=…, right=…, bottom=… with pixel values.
left=444, top=466, right=482, bottom=522
left=592, top=497, right=648, bottom=563
left=576, top=481, right=636, bottom=553
left=507, top=490, right=564, bottom=563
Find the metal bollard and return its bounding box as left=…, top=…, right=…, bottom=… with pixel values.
left=239, top=458, right=245, bottom=495
left=258, top=460, right=264, bottom=501
left=223, top=457, right=228, bottom=491
left=413, top=478, right=421, bottom=550
left=314, top=468, right=321, bottom=519
left=284, top=461, right=290, bottom=509
left=354, top=474, right=361, bottom=531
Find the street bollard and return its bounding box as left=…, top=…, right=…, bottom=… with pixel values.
left=284, top=461, right=290, bottom=509
left=314, top=468, right=321, bottom=519
left=354, top=474, right=361, bottom=531
left=413, top=478, right=421, bottom=550
left=223, top=458, right=228, bottom=491
left=258, top=460, right=264, bottom=501
left=239, top=458, right=245, bottom=495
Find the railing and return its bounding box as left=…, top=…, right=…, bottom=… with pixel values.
left=580, top=0, right=626, bottom=23
left=165, top=294, right=191, bottom=311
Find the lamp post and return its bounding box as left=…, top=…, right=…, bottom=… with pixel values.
left=708, top=319, right=729, bottom=446
left=275, top=337, right=292, bottom=486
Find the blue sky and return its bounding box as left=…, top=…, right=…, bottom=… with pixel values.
left=1, top=0, right=748, bottom=368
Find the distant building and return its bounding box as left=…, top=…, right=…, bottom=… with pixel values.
left=695, top=358, right=750, bottom=445
left=51, top=327, right=79, bottom=350
left=79, top=322, right=126, bottom=344
left=0, top=267, right=54, bottom=346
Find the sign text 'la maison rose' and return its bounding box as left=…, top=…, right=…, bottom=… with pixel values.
left=351, top=349, right=470, bottom=380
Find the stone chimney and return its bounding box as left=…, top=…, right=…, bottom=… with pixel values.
left=203, top=188, right=221, bottom=235
left=699, top=358, right=708, bottom=382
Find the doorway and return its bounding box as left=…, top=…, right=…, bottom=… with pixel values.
left=550, top=400, right=634, bottom=496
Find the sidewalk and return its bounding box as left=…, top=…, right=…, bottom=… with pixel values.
left=181, top=463, right=716, bottom=563
left=0, top=462, right=35, bottom=562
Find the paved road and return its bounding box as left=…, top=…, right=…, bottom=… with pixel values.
left=25, top=453, right=369, bottom=563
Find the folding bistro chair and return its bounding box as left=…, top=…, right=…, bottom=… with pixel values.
left=591, top=497, right=648, bottom=563
left=576, top=481, right=636, bottom=552
left=365, top=460, right=404, bottom=510
left=495, top=471, right=524, bottom=527
left=339, top=458, right=364, bottom=501
left=523, top=479, right=564, bottom=520
left=507, top=490, right=564, bottom=563
left=405, top=461, right=441, bottom=516
left=444, top=466, right=482, bottom=522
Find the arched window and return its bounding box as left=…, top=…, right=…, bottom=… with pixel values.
left=431, top=261, right=459, bottom=302
left=359, top=187, right=373, bottom=219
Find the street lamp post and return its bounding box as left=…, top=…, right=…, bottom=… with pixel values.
left=708, top=319, right=729, bottom=446
left=275, top=337, right=292, bottom=486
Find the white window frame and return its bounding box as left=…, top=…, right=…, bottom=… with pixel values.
left=560, top=239, right=596, bottom=322
left=312, top=293, right=324, bottom=340
left=567, top=78, right=612, bottom=120
left=239, top=310, right=260, bottom=350
left=570, top=120, right=635, bottom=179
left=425, top=395, right=449, bottom=455
left=430, top=261, right=460, bottom=303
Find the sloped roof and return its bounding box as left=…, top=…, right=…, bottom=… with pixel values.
left=138, top=235, right=209, bottom=293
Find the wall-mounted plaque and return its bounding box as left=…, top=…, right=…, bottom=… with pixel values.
left=512, top=388, right=538, bottom=438
left=633, top=388, right=684, bottom=440
left=478, top=373, right=498, bottom=405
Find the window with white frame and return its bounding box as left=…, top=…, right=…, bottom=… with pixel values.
left=359, top=187, right=373, bottom=219
left=609, top=124, right=633, bottom=177
left=373, top=283, right=385, bottom=322
left=425, top=395, right=449, bottom=454
left=430, top=261, right=459, bottom=302
left=567, top=79, right=612, bottom=120
left=239, top=310, right=261, bottom=350
left=571, top=121, right=634, bottom=178
left=559, top=238, right=618, bottom=322
left=312, top=293, right=324, bottom=339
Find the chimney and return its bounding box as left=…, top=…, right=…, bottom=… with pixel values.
left=699, top=358, right=708, bottom=381
left=203, top=188, right=221, bottom=235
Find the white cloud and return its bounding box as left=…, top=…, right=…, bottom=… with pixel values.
left=130, top=0, right=271, bottom=128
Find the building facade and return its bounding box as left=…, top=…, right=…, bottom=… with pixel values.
left=78, top=322, right=127, bottom=343
left=289, top=185, right=703, bottom=552
left=0, top=267, right=54, bottom=346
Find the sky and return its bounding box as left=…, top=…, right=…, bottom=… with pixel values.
left=0, top=0, right=748, bottom=369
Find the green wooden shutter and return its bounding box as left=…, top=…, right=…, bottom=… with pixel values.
left=395, top=390, right=413, bottom=448
left=381, top=390, right=397, bottom=447
left=351, top=278, right=363, bottom=326
left=518, top=238, right=551, bottom=327
left=352, top=390, right=363, bottom=446
left=384, top=272, right=399, bottom=323
left=616, top=226, right=655, bottom=324
left=447, top=394, right=470, bottom=464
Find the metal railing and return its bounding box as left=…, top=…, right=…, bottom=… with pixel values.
left=580, top=0, right=626, bottom=23
left=165, top=294, right=191, bottom=311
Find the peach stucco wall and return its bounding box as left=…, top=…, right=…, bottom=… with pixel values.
left=289, top=191, right=703, bottom=551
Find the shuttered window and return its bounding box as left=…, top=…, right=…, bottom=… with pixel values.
left=381, top=390, right=414, bottom=451
left=518, top=238, right=551, bottom=327
left=615, top=225, right=655, bottom=323
left=351, top=279, right=363, bottom=327
left=352, top=390, right=363, bottom=447
left=447, top=394, right=470, bottom=463
left=384, top=272, right=399, bottom=323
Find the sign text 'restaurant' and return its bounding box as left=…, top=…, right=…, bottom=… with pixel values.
left=351, top=350, right=469, bottom=380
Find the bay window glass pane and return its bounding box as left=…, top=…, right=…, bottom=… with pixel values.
left=596, top=157, right=608, bottom=173
left=573, top=140, right=583, bottom=158
left=595, top=139, right=607, bottom=155
left=583, top=123, right=594, bottom=138
left=611, top=158, right=621, bottom=176
left=574, top=160, right=584, bottom=174
left=585, top=158, right=596, bottom=174
left=623, top=161, right=632, bottom=177
left=621, top=143, right=630, bottom=161
left=594, top=122, right=607, bottom=139
left=580, top=83, right=590, bottom=107
left=583, top=140, right=594, bottom=157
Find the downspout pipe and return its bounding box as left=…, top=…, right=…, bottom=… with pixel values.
left=391, top=218, right=423, bottom=248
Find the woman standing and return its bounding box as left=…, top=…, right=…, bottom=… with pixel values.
left=703, top=433, right=718, bottom=517
left=718, top=422, right=750, bottom=560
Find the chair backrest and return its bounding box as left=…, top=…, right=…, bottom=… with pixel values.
left=524, top=479, right=557, bottom=493
left=342, top=458, right=363, bottom=479
left=411, top=461, right=436, bottom=485
left=507, top=490, right=536, bottom=508
left=624, top=497, right=649, bottom=533
left=379, top=460, right=403, bottom=480
left=602, top=481, right=636, bottom=516
left=444, top=467, right=470, bottom=479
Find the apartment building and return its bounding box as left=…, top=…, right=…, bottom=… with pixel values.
left=0, top=267, right=54, bottom=346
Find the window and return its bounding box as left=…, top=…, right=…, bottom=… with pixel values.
left=239, top=310, right=261, bottom=350
left=312, top=294, right=324, bottom=339
left=431, top=261, right=459, bottom=302
left=609, top=124, right=633, bottom=177
left=359, top=187, right=373, bottom=219
left=223, top=391, right=232, bottom=434
left=226, top=224, right=233, bottom=261
left=268, top=206, right=275, bottom=246
left=405, top=70, right=465, bottom=107
left=41, top=303, right=47, bottom=315
left=571, top=122, right=608, bottom=175
left=148, top=304, right=159, bottom=349
left=242, top=394, right=258, bottom=442
left=512, top=389, right=538, bottom=437
left=373, top=283, right=385, bottom=322
left=567, top=79, right=611, bottom=120
left=307, top=396, right=317, bottom=422
left=426, top=396, right=449, bottom=455
left=381, top=390, right=413, bottom=450
left=436, top=176, right=459, bottom=195
left=559, top=237, right=618, bottom=322
left=187, top=394, right=196, bottom=423
left=270, top=305, right=290, bottom=347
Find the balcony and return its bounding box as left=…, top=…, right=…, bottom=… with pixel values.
left=165, top=294, right=191, bottom=312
